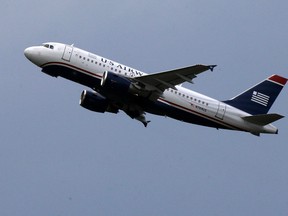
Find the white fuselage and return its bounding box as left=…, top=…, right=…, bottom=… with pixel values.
left=24, top=42, right=278, bottom=134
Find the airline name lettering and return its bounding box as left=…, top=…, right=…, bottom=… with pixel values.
left=100, top=58, right=144, bottom=77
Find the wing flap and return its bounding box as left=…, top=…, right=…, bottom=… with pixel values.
left=242, top=113, right=284, bottom=126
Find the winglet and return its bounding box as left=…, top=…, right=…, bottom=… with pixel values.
left=209, top=65, right=217, bottom=72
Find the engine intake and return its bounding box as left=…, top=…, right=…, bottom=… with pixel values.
left=101, top=71, right=131, bottom=93
left=100, top=71, right=140, bottom=98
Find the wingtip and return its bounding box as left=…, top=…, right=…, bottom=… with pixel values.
left=143, top=120, right=151, bottom=127
left=209, top=65, right=217, bottom=72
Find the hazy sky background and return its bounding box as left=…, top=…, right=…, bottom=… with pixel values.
left=1, top=0, right=288, bottom=215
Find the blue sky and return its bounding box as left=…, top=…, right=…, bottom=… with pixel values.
left=0, top=0, right=287, bottom=215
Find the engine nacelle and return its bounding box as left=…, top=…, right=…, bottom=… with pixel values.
left=79, top=90, right=111, bottom=113
left=101, top=71, right=138, bottom=97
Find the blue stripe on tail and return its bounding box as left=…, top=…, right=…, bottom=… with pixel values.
left=223, top=75, right=287, bottom=115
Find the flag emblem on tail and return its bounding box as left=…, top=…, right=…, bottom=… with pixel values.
left=251, top=91, right=269, bottom=106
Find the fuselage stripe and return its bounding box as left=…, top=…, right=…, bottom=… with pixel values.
left=158, top=98, right=246, bottom=132
left=41, top=62, right=102, bottom=79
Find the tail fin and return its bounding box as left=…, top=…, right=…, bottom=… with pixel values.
left=224, top=74, right=287, bottom=115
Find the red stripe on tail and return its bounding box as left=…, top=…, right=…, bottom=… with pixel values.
left=268, top=75, right=288, bottom=86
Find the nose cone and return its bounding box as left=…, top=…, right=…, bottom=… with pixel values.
left=24, top=47, right=33, bottom=60
left=24, top=46, right=44, bottom=67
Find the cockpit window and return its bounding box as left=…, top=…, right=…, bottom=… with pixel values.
left=43, top=44, right=54, bottom=49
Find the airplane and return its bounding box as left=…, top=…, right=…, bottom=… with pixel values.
left=24, top=42, right=287, bottom=136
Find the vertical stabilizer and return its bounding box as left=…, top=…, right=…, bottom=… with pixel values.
left=224, top=75, right=287, bottom=115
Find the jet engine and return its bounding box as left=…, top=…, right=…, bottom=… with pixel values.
left=79, top=90, right=117, bottom=113
left=100, top=71, right=140, bottom=98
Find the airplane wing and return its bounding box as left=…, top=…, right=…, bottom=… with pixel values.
left=134, top=64, right=216, bottom=92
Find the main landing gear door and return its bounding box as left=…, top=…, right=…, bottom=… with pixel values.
left=215, top=102, right=226, bottom=120
left=62, top=45, right=73, bottom=62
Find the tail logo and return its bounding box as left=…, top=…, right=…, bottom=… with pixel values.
left=251, top=91, right=269, bottom=106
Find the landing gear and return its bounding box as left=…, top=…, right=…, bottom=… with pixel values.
left=135, top=114, right=151, bottom=127
left=124, top=107, right=151, bottom=127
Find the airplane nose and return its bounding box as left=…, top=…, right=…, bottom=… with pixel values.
left=24, top=47, right=33, bottom=60
left=24, top=46, right=43, bottom=66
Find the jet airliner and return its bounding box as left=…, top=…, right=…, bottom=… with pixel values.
left=24, top=42, right=287, bottom=135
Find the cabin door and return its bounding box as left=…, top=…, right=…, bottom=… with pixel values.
left=215, top=102, right=226, bottom=120
left=62, top=45, right=73, bottom=62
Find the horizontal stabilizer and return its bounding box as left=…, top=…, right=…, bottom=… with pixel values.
left=242, top=113, right=284, bottom=126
